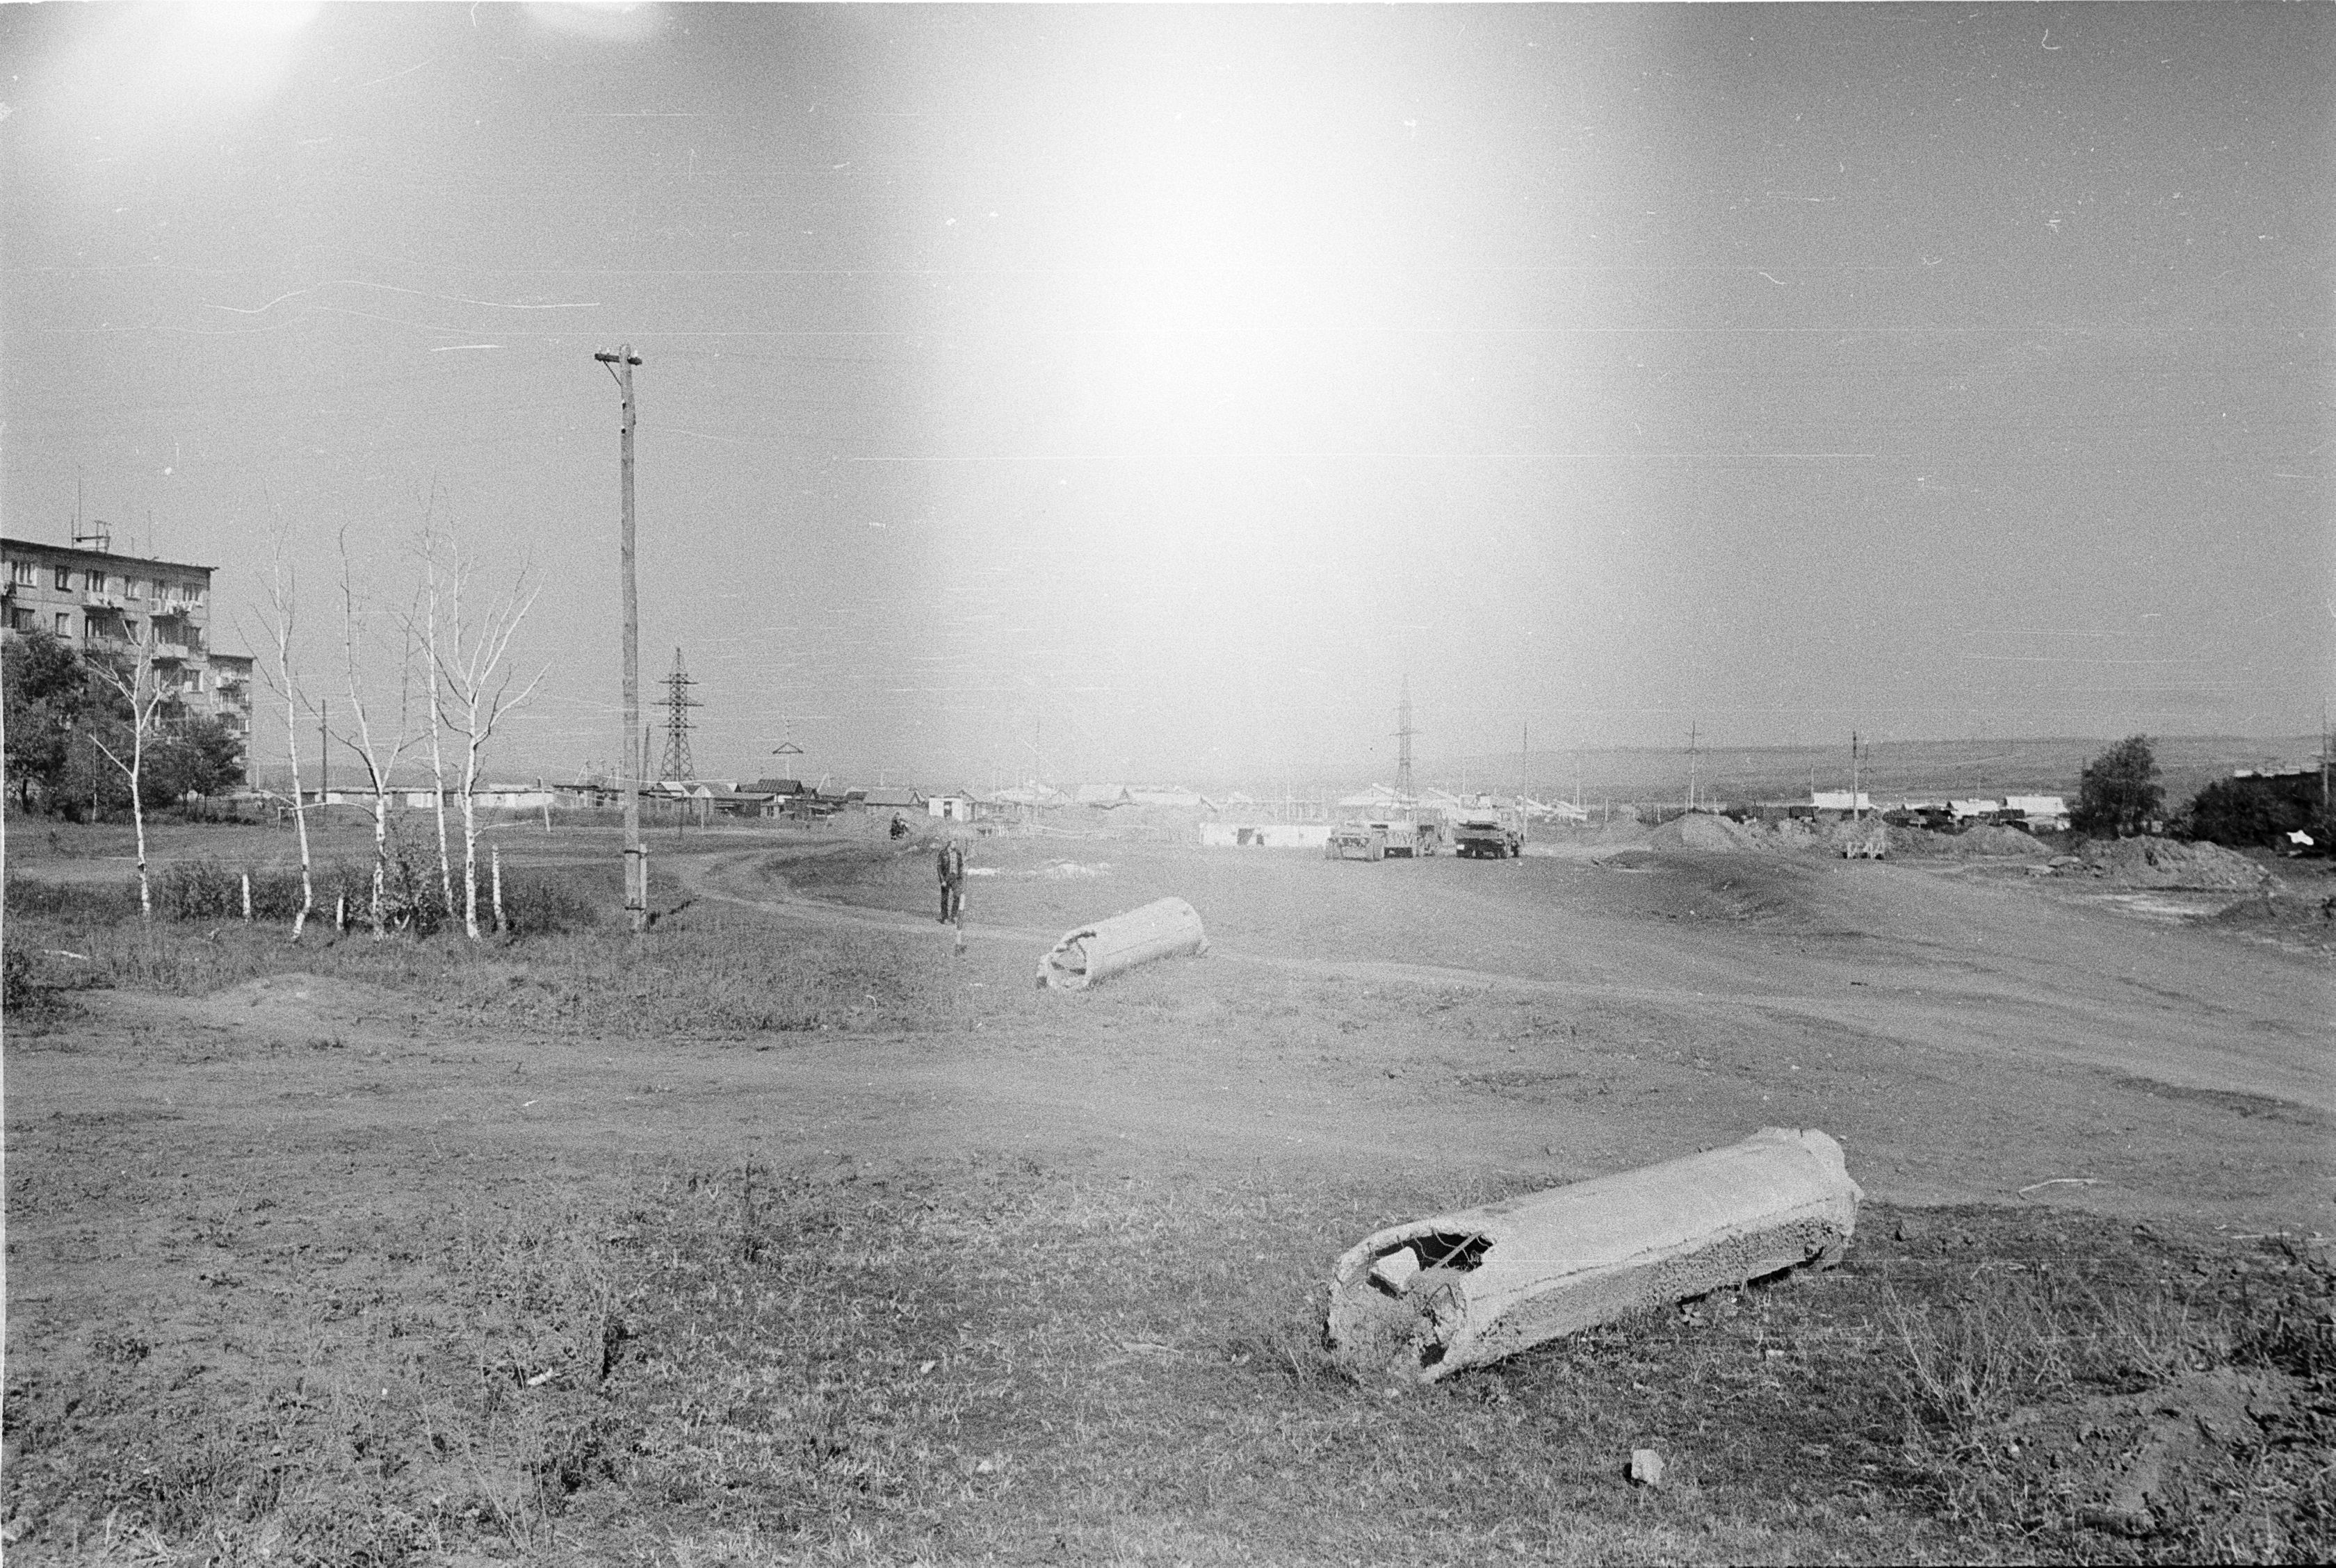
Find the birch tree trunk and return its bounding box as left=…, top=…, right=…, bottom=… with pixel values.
left=263, top=533, right=315, bottom=942
left=460, top=749, right=482, bottom=940
left=369, top=793, right=389, bottom=937
left=128, top=708, right=151, bottom=922
left=423, top=533, right=455, bottom=929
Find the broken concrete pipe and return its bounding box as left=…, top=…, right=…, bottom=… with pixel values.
left=1035, top=897, right=1208, bottom=990
left=1327, top=1127, right=1862, bottom=1383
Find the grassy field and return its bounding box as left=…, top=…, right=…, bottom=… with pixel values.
left=4, top=820, right=2330, bottom=1565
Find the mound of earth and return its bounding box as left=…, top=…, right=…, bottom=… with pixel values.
left=201, top=972, right=415, bottom=1029
left=1646, top=814, right=1766, bottom=853
left=1945, top=824, right=2050, bottom=858
left=2080, top=838, right=2275, bottom=891
left=2002, top=1367, right=2307, bottom=1539
left=1764, top=817, right=1822, bottom=851
left=1879, top=824, right=1954, bottom=857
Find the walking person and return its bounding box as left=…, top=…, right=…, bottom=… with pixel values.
left=936, top=837, right=966, bottom=923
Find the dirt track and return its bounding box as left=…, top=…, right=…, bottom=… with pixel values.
left=616, top=835, right=2333, bottom=1236
left=11, top=831, right=2327, bottom=1254
left=6, top=826, right=2328, bottom=1564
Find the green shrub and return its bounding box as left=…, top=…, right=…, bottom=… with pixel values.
left=498, top=868, right=601, bottom=936
left=3, top=877, right=137, bottom=922
left=1, top=943, right=32, bottom=1012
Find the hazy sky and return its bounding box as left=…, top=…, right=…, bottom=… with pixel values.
left=4, top=3, right=2328, bottom=787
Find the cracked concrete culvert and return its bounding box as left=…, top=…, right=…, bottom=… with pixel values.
left=1327, top=1127, right=1863, bottom=1382
left=1035, top=897, right=1208, bottom=990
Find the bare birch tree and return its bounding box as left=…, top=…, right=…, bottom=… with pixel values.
left=416, top=520, right=457, bottom=927
left=83, top=634, right=168, bottom=922
left=262, top=531, right=318, bottom=940
left=332, top=525, right=419, bottom=938
left=423, top=523, right=546, bottom=940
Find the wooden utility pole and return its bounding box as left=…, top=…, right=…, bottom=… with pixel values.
left=1850, top=730, right=1861, bottom=819
left=595, top=345, right=647, bottom=932
left=1686, top=722, right=1700, bottom=814
left=320, top=697, right=329, bottom=828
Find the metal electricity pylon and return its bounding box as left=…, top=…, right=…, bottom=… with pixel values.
left=656, top=646, right=701, bottom=783
left=1395, top=676, right=1416, bottom=799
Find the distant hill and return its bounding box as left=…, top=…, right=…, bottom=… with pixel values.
left=1433, top=735, right=2322, bottom=810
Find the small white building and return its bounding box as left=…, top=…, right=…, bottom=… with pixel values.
left=2004, top=794, right=2069, bottom=830
left=930, top=791, right=1005, bottom=822
left=1810, top=791, right=1874, bottom=813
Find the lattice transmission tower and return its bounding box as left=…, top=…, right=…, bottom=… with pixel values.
left=1395, top=675, right=1416, bottom=799
left=656, top=647, right=701, bottom=782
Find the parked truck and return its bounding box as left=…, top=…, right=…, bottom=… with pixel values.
left=1452, top=810, right=1525, bottom=859
left=1324, top=815, right=1445, bottom=860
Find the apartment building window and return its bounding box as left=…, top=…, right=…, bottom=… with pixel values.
left=8, top=606, right=35, bottom=633
left=54, top=566, right=71, bottom=591
left=127, top=577, right=149, bottom=598
left=84, top=569, right=108, bottom=594
left=54, top=612, right=70, bottom=635
left=7, top=559, right=34, bottom=587
left=85, top=614, right=104, bottom=640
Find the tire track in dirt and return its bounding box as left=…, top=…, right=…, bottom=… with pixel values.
left=672, top=847, right=2336, bottom=1119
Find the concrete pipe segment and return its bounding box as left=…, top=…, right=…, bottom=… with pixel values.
left=1327, top=1127, right=1863, bottom=1382
left=1035, top=897, right=1209, bottom=990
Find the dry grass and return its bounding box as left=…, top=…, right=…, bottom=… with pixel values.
left=6, top=1151, right=2328, bottom=1565
left=6, top=842, right=2329, bottom=1565
left=2, top=871, right=966, bottom=1042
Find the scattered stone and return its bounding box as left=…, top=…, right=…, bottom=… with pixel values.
left=1628, top=1448, right=1665, bottom=1488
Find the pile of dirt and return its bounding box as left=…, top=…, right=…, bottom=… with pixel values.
left=1764, top=817, right=1822, bottom=851
left=1878, top=824, right=1954, bottom=857
left=2001, top=1367, right=2307, bottom=1539
left=2079, top=838, right=2276, bottom=891
left=1944, top=824, right=2051, bottom=859
left=196, top=972, right=416, bottom=1031
left=1646, top=814, right=1767, bottom=854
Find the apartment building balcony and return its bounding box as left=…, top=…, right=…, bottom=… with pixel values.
left=151, top=641, right=193, bottom=660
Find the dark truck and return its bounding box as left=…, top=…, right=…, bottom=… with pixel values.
left=1452, top=812, right=1524, bottom=859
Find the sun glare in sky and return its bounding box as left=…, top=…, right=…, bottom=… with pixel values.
left=2, top=4, right=2325, bottom=786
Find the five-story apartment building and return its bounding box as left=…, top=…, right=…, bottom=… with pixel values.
left=2, top=533, right=254, bottom=781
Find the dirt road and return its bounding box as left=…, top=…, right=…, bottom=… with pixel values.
left=617, top=835, right=2330, bottom=1235
left=11, top=831, right=2326, bottom=1257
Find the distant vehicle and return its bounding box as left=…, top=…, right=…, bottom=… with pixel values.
left=1368, top=816, right=1443, bottom=858
left=1325, top=824, right=1388, bottom=861
left=1452, top=813, right=1524, bottom=859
